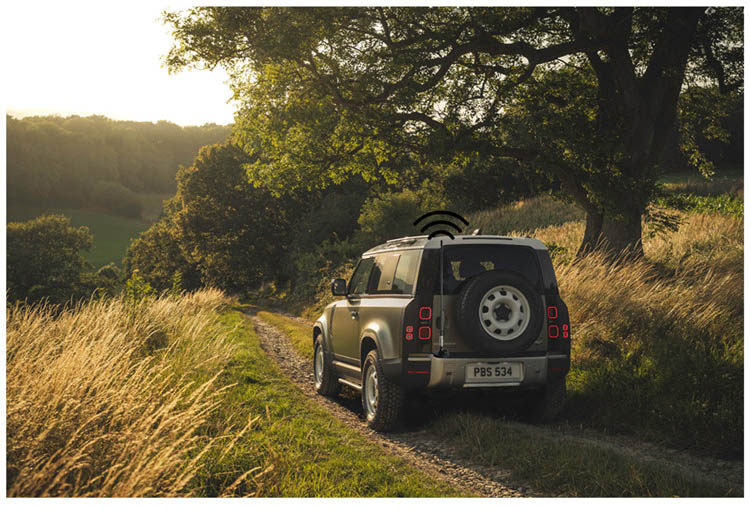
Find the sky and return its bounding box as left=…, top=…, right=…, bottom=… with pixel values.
left=3, top=1, right=236, bottom=126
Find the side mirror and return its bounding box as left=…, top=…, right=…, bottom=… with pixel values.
left=331, top=278, right=347, bottom=296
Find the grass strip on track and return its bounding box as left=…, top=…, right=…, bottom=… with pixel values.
left=257, top=310, right=314, bottom=358
left=196, top=309, right=465, bottom=497
left=259, top=310, right=740, bottom=497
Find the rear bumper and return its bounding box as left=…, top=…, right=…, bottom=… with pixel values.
left=415, top=353, right=568, bottom=389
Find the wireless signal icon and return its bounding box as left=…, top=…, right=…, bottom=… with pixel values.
left=413, top=210, right=470, bottom=240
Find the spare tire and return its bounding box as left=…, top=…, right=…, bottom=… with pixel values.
left=456, top=270, right=543, bottom=355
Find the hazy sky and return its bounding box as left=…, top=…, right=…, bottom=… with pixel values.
left=4, top=1, right=236, bottom=126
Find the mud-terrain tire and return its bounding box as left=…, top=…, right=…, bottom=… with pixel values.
left=530, top=376, right=566, bottom=422
left=361, top=350, right=404, bottom=431
left=313, top=336, right=340, bottom=396
left=456, top=270, right=543, bottom=355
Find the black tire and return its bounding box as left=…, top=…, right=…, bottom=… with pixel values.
left=313, top=336, right=340, bottom=396
left=456, top=269, right=543, bottom=355
left=530, top=376, right=566, bottom=422
left=361, top=349, right=403, bottom=431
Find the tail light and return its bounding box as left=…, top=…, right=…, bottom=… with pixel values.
left=546, top=302, right=569, bottom=341
left=405, top=303, right=433, bottom=346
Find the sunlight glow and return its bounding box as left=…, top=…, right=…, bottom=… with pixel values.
left=4, top=1, right=236, bottom=126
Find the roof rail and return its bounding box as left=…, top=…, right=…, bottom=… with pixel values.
left=385, top=235, right=427, bottom=243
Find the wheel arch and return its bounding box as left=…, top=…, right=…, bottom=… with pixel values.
left=360, top=336, right=378, bottom=367
left=313, top=316, right=329, bottom=351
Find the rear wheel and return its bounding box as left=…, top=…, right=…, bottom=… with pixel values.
left=361, top=350, right=403, bottom=431
left=313, top=337, right=340, bottom=396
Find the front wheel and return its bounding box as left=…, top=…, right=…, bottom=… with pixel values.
left=313, top=337, right=340, bottom=396
left=361, top=350, right=403, bottom=431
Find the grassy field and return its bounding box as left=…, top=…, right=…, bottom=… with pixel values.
left=7, top=204, right=154, bottom=268
left=6, top=290, right=464, bottom=497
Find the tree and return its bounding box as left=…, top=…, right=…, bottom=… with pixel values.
left=165, top=7, right=742, bottom=255
left=125, top=143, right=294, bottom=293
left=7, top=215, right=94, bottom=304
left=122, top=218, right=202, bottom=292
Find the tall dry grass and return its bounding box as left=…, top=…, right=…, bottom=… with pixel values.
left=473, top=194, right=743, bottom=455
left=7, top=289, right=261, bottom=497
left=468, top=189, right=743, bottom=454
left=468, top=195, right=583, bottom=236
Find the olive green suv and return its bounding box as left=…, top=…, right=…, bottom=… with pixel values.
left=312, top=234, right=571, bottom=431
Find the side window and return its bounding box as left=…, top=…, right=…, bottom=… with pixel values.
left=367, top=253, right=400, bottom=294
left=392, top=250, right=420, bottom=294
left=348, top=257, right=375, bottom=295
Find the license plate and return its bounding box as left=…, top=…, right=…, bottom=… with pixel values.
left=465, top=362, right=523, bottom=383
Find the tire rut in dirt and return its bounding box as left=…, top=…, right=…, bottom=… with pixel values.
left=249, top=312, right=743, bottom=496
left=250, top=316, right=535, bottom=498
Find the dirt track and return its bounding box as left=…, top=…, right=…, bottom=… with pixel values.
left=250, top=312, right=743, bottom=497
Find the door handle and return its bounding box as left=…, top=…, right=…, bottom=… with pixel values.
left=350, top=310, right=359, bottom=319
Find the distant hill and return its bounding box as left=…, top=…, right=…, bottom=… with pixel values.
left=6, top=114, right=232, bottom=219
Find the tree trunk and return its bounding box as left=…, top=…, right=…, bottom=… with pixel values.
left=576, top=209, right=604, bottom=256
left=600, top=206, right=644, bottom=258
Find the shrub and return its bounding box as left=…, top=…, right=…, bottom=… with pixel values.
left=123, top=218, right=202, bottom=292
left=7, top=215, right=94, bottom=305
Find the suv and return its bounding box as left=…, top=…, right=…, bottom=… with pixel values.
left=312, top=234, right=570, bottom=431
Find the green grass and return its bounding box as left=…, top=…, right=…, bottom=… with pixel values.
left=257, top=311, right=314, bottom=358
left=256, top=311, right=739, bottom=497
left=7, top=205, right=150, bottom=268
left=194, top=309, right=466, bottom=497
left=427, top=414, right=739, bottom=497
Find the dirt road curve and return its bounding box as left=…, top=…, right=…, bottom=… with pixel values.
left=251, top=313, right=743, bottom=497
left=252, top=316, right=531, bottom=497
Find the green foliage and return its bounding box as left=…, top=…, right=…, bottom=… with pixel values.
left=90, top=181, right=143, bottom=219
left=677, top=87, right=741, bottom=177
left=357, top=188, right=440, bottom=244
left=124, top=269, right=157, bottom=304
left=164, top=7, right=742, bottom=253
left=171, top=143, right=293, bottom=292
left=7, top=215, right=96, bottom=304
left=123, top=218, right=201, bottom=293
left=8, top=205, right=151, bottom=269
left=655, top=192, right=744, bottom=218
left=6, top=114, right=231, bottom=217
left=124, top=143, right=295, bottom=295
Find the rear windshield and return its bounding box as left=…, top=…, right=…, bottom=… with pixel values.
left=419, top=245, right=542, bottom=295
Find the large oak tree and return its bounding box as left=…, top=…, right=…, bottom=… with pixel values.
left=165, top=7, right=741, bottom=255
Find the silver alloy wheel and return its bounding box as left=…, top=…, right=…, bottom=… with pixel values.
left=478, top=284, right=531, bottom=341
left=314, top=344, right=324, bottom=386
left=364, top=364, right=378, bottom=416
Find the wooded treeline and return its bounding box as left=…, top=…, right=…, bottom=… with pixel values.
left=6, top=115, right=231, bottom=217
